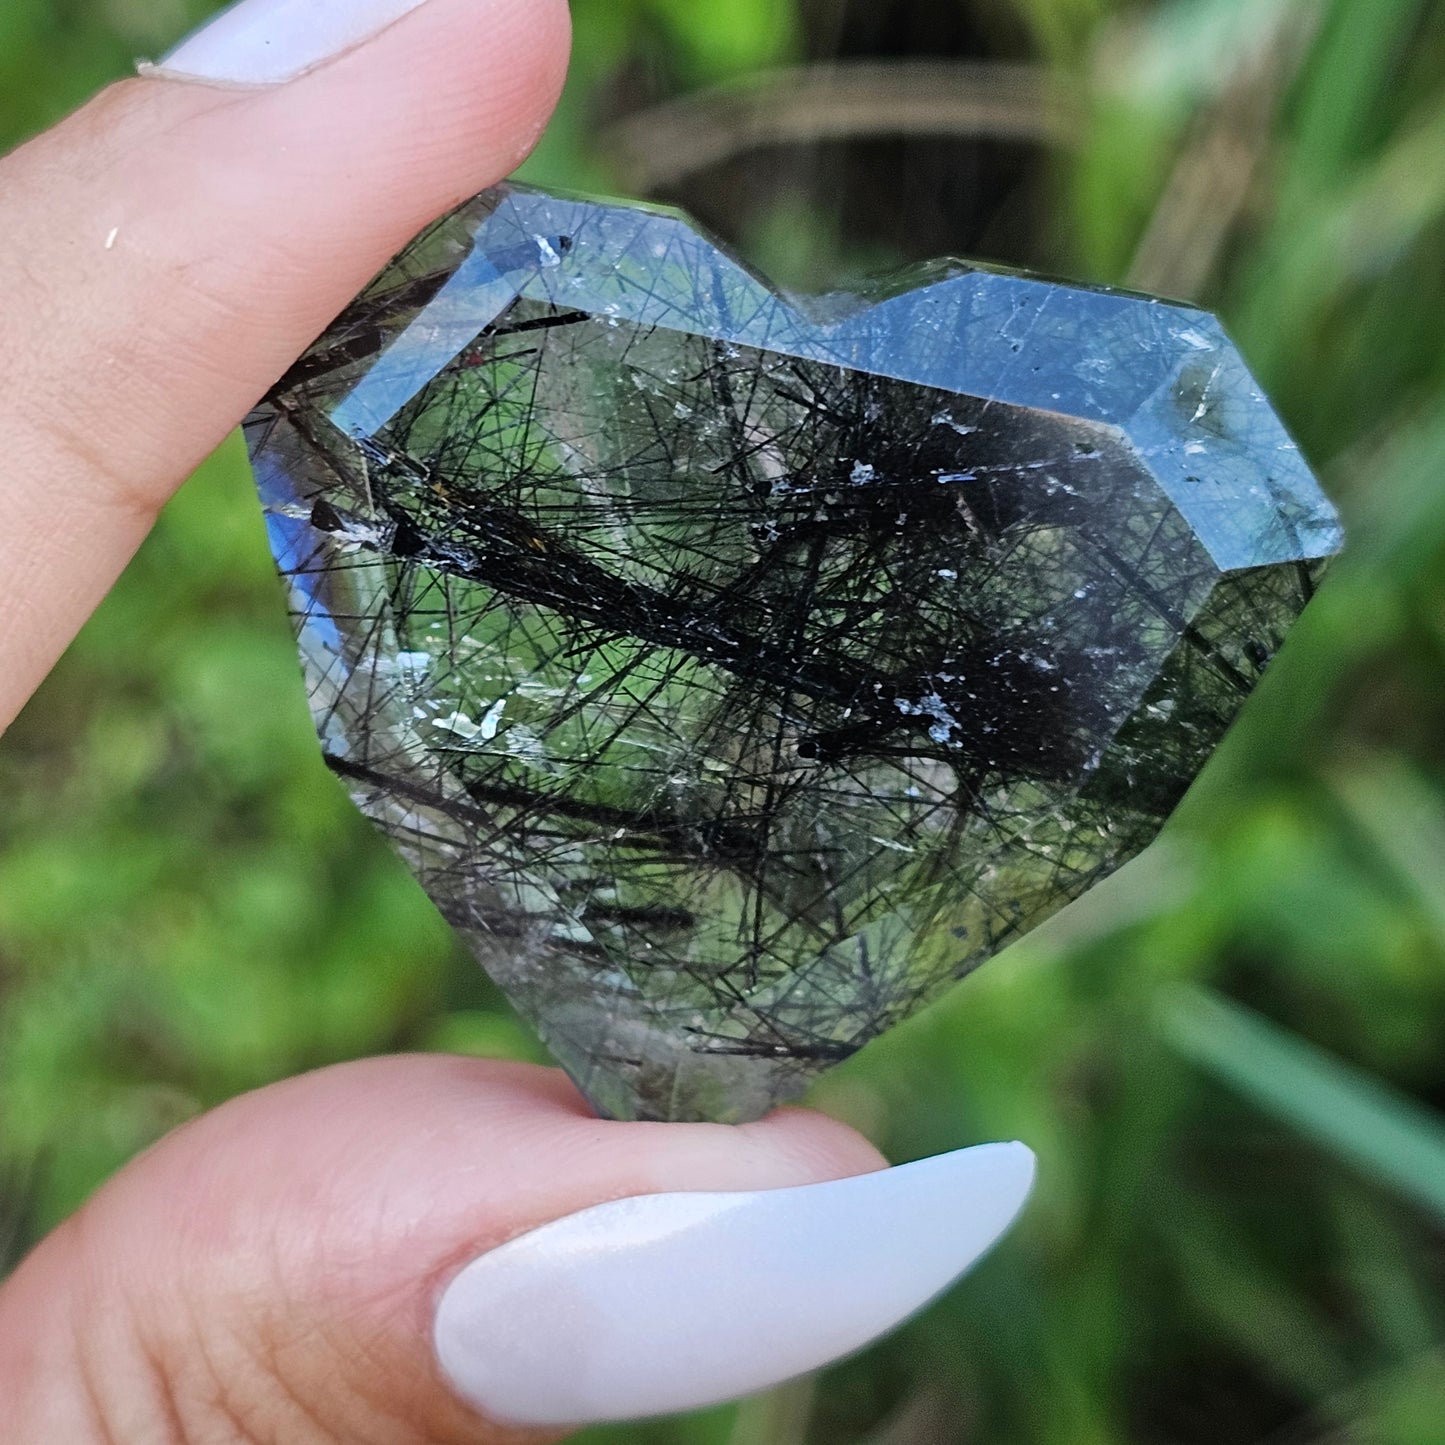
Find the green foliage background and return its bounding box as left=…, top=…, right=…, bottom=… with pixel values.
left=2, top=1, right=1444, bottom=1440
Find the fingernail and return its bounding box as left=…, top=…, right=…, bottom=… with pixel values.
left=145, top=0, right=434, bottom=85
left=434, top=1142, right=1036, bottom=1427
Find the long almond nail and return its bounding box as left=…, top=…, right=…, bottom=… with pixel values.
left=434, top=1142, right=1036, bottom=1427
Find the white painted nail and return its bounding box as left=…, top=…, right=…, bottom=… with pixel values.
left=434, top=1142, right=1036, bottom=1427
left=145, top=0, right=434, bottom=85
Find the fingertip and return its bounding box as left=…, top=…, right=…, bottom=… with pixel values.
left=603, top=1104, right=887, bottom=1204
left=190, top=0, right=572, bottom=278
left=739, top=1105, right=890, bottom=1181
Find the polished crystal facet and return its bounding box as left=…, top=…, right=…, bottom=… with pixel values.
left=247, top=184, right=1342, bottom=1122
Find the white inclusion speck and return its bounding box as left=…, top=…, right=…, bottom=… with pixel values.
left=851, top=461, right=877, bottom=484
left=1074, top=588, right=1090, bottom=600
left=931, top=411, right=979, bottom=437
left=1178, top=328, right=1212, bottom=350
left=674, top=402, right=693, bottom=419
left=895, top=691, right=961, bottom=744
left=536, top=237, right=562, bottom=266
left=104, top=226, right=119, bottom=250
left=394, top=651, right=432, bottom=689
left=1185, top=441, right=1207, bottom=455
left=937, top=568, right=958, bottom=580
left=552, top=918, right=594, bottom=944
left=478, top=697, right=508, bottom=740
left=433, top=711, right=481, bottom=741
left=1191, top=364, right=1224, bottom=423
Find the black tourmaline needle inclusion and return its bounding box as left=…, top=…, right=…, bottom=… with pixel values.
left=247, top=184, right=1343, bottom=1123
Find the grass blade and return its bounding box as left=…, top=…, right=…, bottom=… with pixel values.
left=1159, top=986, right=1445, bottom=1226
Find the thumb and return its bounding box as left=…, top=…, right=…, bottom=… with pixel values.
left=0, top=0, right=571, bottom=727
left=0, top=1058, right=1033, bottom=1440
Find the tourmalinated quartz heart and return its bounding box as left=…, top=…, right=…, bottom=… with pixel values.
left=247, top=183, right=1342, bottom=1123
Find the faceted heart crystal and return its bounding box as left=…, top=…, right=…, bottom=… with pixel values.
left=247, top=184, right=1342, bottom=1122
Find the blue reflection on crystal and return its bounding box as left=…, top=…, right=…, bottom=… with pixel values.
left=444, top=186, right=1343, bottom=574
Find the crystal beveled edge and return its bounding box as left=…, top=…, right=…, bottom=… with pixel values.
left=316, top=181, right=1341, bottom=577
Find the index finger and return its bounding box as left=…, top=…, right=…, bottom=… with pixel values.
left=0, top=0, right=571, bottom=731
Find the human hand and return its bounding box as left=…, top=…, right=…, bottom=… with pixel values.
left=0, top=2, right=1035, bottom=1439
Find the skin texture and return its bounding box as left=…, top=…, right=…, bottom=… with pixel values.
left=0, top=5, right=887, bottom=1439
left=0, top=1059, right=882, bottom=1443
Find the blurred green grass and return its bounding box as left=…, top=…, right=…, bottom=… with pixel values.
left=3, top=1, right=1444, bottom=1441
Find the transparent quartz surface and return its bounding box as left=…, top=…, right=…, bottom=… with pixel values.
left=247, top=184, right=1343, bottom=1123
